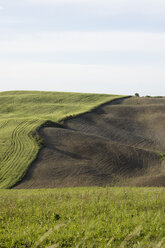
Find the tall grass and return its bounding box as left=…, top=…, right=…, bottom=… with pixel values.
left=0, top=91, right=123, bottom=188
left=1, top=187, right=165, bottom=247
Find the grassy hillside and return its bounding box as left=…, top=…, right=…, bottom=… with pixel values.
left=1, top=187, right=165, bottom=247
left=0, top=91, right=123, bottom=189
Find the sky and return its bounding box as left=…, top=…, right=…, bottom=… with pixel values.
left=0, top=0, right=165, bottom=95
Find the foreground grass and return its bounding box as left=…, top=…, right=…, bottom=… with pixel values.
left=1, top=187, right=165, bottom=248
left=0, top=91, right=123, bottom=189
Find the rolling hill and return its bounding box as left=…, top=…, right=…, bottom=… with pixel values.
left=0, top=91, right=122, bottom=188
left=14, top=95, right=165, bottom=188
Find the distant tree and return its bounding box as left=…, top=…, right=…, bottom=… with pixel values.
left=135, top=93, right=139, bottom=97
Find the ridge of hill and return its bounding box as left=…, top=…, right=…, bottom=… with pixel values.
left=0, top=91, right=123, bottom=188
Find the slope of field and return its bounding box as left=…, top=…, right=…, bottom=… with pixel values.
left=1, top=187, right=165, bottom=248
left=15, top=96, right=165, bottom=188
left=0, top=91, right=122, bottom=189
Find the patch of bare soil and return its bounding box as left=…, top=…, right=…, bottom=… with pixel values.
left=14, top=97, right=165, bottom=188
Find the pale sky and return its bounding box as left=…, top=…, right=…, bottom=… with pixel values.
left=0, top=0, right=165, bottom=95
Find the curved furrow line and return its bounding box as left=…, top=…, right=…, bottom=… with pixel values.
left=0, top=120, right=40, bottom=187
left=15, top=120, right=40, bottom=175
left=0, top=121, right=24, bottom=178
left=0, top=121, right=17, bottom=167
left=0, top=120, right=8, bottom=129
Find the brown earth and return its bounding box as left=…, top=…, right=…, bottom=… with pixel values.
left=14, top=97, right=165, bottom=188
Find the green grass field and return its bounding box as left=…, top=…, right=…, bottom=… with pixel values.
left=1, top=187, right=165, bottom=248
left=0, top=91, right=123, bottom=189
left=1, top=91, right=165, bottom=248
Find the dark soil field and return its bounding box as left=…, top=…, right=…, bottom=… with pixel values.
left=15, top=97, right=165, bottom=188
